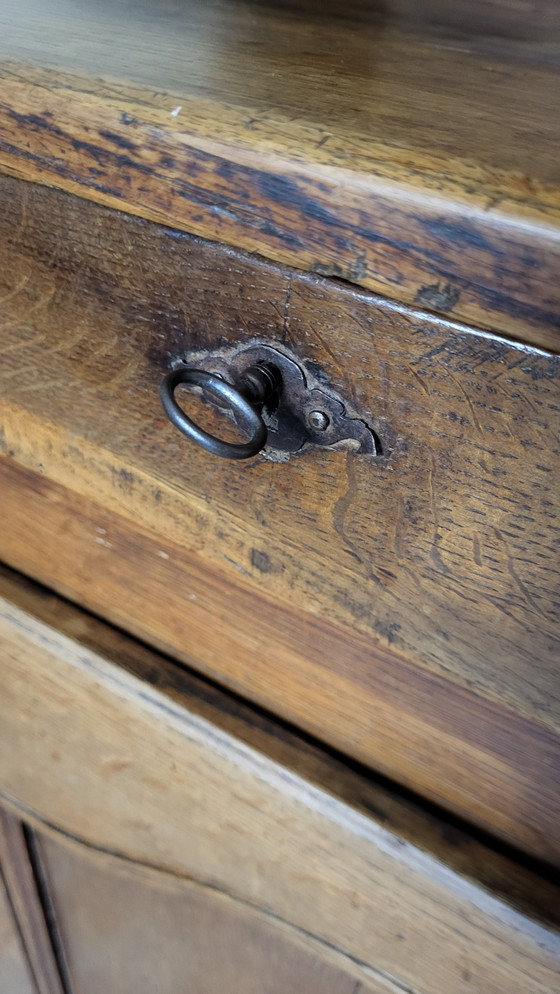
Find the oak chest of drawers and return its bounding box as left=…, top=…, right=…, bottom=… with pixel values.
left=1, top=1, right=559, bottom=991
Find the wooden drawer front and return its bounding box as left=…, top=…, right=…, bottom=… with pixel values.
left=0, top=174, right=559, bottom=861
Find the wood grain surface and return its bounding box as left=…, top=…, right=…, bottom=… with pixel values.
left=1, top=572, right=560, bottom=994
left=0, top=811, right=65, bottom=994
left=0, top=176, right=559, bottom=860
left=0, top=0, right=559, bottom=346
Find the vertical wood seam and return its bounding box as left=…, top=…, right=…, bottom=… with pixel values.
left=0, top=809, right=67, bottom=994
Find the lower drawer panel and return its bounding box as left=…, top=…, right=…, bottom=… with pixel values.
left=1, top=567, right=559, bottom=994
left=0, top=174, right=559, bottom=861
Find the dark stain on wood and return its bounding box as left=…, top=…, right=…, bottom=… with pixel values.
left=415, top=282, right=461, bottom=311
left=250, top=550, right=284, bottom=575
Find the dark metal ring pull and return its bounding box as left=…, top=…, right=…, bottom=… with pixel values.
left=161, top=344, right=379, bottom=460
left=160, top=365, right=277, bottom=460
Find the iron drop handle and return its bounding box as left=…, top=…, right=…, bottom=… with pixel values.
left=160, top=362, right=279, bottom=460
left=160, top=344, right=379, bottom=459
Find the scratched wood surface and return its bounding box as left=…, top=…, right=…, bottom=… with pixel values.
left=0, top=0, right=559, bottom=347
left=0, top=175, right=558, bottom=860
left=1, top=569, right=560, bottom=994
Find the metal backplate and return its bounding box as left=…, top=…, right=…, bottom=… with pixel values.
left=176, top=342, right=380, bottom=457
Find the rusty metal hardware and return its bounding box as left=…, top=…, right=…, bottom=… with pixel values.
left=160, top=343, right=380, bottom=460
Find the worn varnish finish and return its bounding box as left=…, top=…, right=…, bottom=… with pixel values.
left=0, top=176, right=559, bottom=860
left=1, top=571, right=560, bottom=994
left=1, top=1, right=560, bottom=346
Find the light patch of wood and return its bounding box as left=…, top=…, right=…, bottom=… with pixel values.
left=0, top=590, right=559, bottom=994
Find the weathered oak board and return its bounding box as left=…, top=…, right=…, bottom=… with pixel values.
left=1, top=569, right=560, bottom=994
left=0, top=176, right=558, bottom=860
left=0, top=0, right=559, bottom=346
